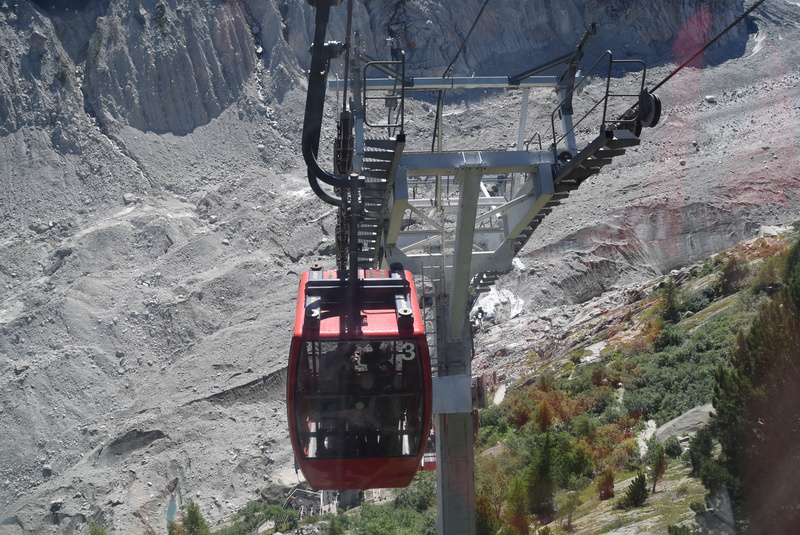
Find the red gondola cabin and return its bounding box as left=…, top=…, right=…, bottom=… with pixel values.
left=287, top=264, right=432, bottom=490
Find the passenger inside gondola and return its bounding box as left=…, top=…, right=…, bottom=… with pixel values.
left=347, top=371, right=381, bottom=456
left=316, top=342, right=357, bottom=457
left=319, top=342, right=357, bottom=392
left=362, top=342, right=395, bottom=391
left=296, top=339, right=425, bottom=460
left=361, top=342, right=401, bottom=455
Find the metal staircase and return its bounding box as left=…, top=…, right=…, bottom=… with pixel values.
left=357, top=136, right=405, bottom=268
left=511, top=128, right=641, bottom=255
left=470, top=271, right=500, bottom=297
left=554, top=128, right=640, bottom=187
left=468, top=127, right=640, bottom=298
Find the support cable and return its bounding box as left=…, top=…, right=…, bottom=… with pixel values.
left=650, top=0, right=766, bottom=94
left=430, top=0, right=491, bottom=152
left=442, top=0, right=490, bottom=80
left=341, top=0, right=354, bottom=111
left=616, top=0, right=765, bottom=123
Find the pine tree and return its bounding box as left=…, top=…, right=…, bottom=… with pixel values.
left=526, top=433, right=555, bottom=518
left=168, top=500, right=210, bottom=535
left=616, top=473, right=648, bottom=509
left=167, top=520, right=187, bottom=535
left=504, top=476, right=529, bottom=534
left=687, top=426, right=713, bottom=478
left=533, top=399, right=554, bottom=433
left=712, top=241, right=800, bottom=531
left=183, top=501, right=211, bottom=535
left=650, top=444, right=667, bottom=493
left=663, top=278, right=680, bottom=323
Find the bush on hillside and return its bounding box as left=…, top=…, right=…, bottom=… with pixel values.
left=88, top=523, right=108, bottom=535
left=664, top=435, right=683, bottom=458
left=654, top=323, right=685, bottom=351
left=678, top=291, right=710, bottom=315
left=718, top=255, right=750, bottom=295
left=597, top=470, right=615, bottom=500
left=750, top=254, right=788, bottom=294
left=394, top=472, right=436, bottom=513
left=623, top=309, right=742, bottom=425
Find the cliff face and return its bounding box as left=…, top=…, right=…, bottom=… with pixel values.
left=365, top=0, right=747, bottom=75
left=83, top=1, right=256, bottom=135
left=0, top=0, right=751, bottom=236
left=2, top=0, right=799, bottom=533
left=3, top=0, right=748, bottom=137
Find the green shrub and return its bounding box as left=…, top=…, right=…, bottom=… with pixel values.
left=679, top=291, right=710, bottom=314
left=394, top=472, right=435, bottom=513
left=719, top=255, right=750, bottom=295
left=168, top=500, right=210, bottom=535
left=88, top=522, right=108, bottom=535
left=476, top=495, right=500, bottom=535
left=623, top=309, right=739, bottom=425
left=480, top=405, right=501, bottom=427
left=571, top=413, right=597, bottom=438
left=325, top=514, right=346, bottom=535
left=654, top=323, right=684, bottom=351
left=664, top=435, right=683, bottom=458
left=55, top=57, right=71, bottom=85
left=597, top=470, right=615, bottom=500
left=750, top=254, right=789, bottom=294
left=352, top=504, right=397, bottom=535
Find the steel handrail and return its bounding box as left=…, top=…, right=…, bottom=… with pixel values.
left=525, top=132, right=542, bottom=152
left=548, top=51, right=647, bottom=160
left=363, top=56, right=405, bottom=131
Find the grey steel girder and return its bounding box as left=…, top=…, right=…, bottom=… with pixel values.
left=384, top=150, right=555, bottom=279
left=330, top=75, right=559, bottom=91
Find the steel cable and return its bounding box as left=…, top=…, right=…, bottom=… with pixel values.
left=431, top=0, right=491, bottom=152
left=651, top=0, right=767, bottom=93
left=342, top=0, right=354, bottom=111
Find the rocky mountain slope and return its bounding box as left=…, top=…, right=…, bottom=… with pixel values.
left=1, top=0, right=799, bottom=533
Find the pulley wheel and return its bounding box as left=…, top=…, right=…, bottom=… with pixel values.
left=638, top=91, right=661, bottom=128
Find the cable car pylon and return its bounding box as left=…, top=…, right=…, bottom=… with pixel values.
left=292, top=1, right=661, bottom=532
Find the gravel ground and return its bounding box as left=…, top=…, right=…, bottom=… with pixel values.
left=2, top=1, right=800, bottom=533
